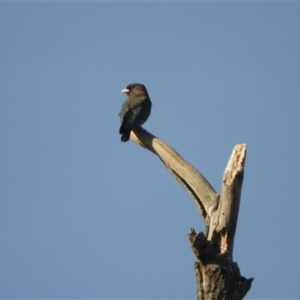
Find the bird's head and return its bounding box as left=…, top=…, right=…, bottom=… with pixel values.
left=121, top=83, right=148, bottom=96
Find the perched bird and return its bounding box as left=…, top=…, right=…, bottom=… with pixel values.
left=118, top=83, right=152, bottom=142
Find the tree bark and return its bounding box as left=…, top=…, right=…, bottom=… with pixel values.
left=129, top=127, right=253, bottom=300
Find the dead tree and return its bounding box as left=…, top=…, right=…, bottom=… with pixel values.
left=129, top=127, right=253, bottom=300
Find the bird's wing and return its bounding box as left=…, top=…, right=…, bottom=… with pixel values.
left=118, top=98, right=130, bottom=122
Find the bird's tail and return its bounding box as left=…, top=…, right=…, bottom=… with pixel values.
left=119, top=124, right=131, bottom=142
left=121, top=130, right=130, bottom=142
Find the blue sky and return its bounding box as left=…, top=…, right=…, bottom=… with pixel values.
left=1, top=2, right=300, bottom=299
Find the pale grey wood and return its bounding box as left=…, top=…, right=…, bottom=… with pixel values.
left=129, top=127, right=253, bottom=300
left=130, top=127, right=219, bottom=223
left=213, top=144, right=246, bottom=257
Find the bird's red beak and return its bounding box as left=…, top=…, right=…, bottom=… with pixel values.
left=121, top=88, right=130, bottom=94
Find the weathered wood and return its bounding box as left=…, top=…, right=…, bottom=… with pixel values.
left=129, top=127, right=253, bottom=300
left=210, top=144, right=247, bottom=256
left=130, top=127, right=219, bottom=224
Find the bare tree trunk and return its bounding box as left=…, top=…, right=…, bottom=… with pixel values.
left=129, top=127, right=253, bottom=300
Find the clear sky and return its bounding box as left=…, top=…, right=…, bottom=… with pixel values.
left=1, top=2, right=300, bottom=299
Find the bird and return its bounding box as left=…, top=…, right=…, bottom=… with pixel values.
left=118, top=83, right=152, bottom=142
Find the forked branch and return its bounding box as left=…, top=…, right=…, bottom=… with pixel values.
left=129, top=127, right=253, bottom=300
